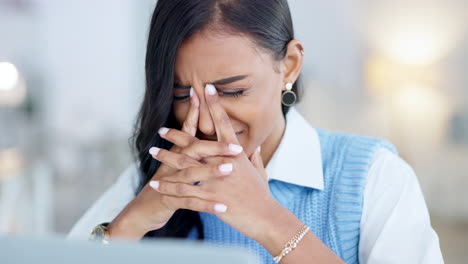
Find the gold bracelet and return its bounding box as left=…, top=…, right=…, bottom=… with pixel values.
left=273, top=224, right=310, bottom=263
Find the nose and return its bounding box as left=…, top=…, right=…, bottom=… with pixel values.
left=197, top=89, right=216, bottom=137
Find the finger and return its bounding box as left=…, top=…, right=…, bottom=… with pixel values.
left=153, top=145, right=182, bottom=177
left=159, top=127, right=198, bottom=149
left=149, top=180, right=211, bottom=200
left=159, top=195, right=228, bottom=214
left=180, top=140, right=243, bottom=160
left=198, top=155, right=226, bottom=166
left=161, top=128, right=243, bottom=158
left=149, top=147, right=201, bottom=170
left=152, top=89, right=198, bottom=177
left=181, top=87, right=200, bottom=136
left=161, top=162, right=233, bottom=184
left=250, top=146, right=267, bottom=181
left=204, top=84, right=240, bottom=144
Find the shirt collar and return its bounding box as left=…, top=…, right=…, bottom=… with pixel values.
left=265, top=107, right=324, bottom=190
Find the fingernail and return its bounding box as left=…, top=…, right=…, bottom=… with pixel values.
left=190, top=87, right=194, bottom=98
left=214, top=203, right=228, bottom=213
left=205, top=84, right=216, bottom=95
left=158, top=127, right=169, bottom=135
left=229, top=144, right=243, bottom=154
left=218, top=163, right=233, bottom=175
left=149, top=147, right=160, bottom=156
left=149, top=180, right=159, bottom=190
left=257, top=146, right=261, bottom=153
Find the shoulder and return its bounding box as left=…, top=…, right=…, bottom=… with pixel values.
left=367, top=148, right=413, bottom=189
left=363, top=148, right=415, bottom=218
left=364, top=147, right=418, bottom=217
left=359, top=149, right=444, bottom=263
left=67, top=162, right=141, bottom=240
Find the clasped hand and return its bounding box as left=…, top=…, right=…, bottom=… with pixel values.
left=149, top=84, right=277, bottom=240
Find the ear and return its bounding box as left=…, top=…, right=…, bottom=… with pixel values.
left=280, top=39, right=304, bottom=91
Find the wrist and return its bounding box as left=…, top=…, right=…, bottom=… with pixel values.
left=107, top=193, right=174, bottom=240
left=107, top=210, right=149, bottom=241
left=253, top=200, right=304, bottom=256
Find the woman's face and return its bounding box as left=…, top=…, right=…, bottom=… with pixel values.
left=173, top=30, right=301, bottom=157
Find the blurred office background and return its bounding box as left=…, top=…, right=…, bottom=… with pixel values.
left=0, top=0, right=467, bottom=262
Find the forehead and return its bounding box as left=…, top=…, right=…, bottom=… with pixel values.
left=174, top=30, right=268, bottom=83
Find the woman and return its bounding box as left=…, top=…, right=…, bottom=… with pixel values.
left=69, top=0, right=444, bottom=263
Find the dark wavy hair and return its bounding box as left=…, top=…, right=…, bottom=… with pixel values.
left=131, top=0, right=302, bottom=240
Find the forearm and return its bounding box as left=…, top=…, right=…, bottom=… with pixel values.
left=255, top=201, right=345, bottom=263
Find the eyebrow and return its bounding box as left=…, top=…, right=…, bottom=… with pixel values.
left=174, top=75, right=249, bottom=89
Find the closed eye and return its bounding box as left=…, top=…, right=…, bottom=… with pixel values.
left=173, top=90, right=244, bottom=101
left=219, top=90, right=243, bottom=97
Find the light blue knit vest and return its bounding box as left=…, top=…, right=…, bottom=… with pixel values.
left=187, top=128, right=397, bottom=264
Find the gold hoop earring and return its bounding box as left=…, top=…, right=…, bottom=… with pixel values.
left=282, top=82, right=297, bottom=106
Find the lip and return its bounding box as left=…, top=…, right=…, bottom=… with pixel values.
left=199, top=131, right=243, bottom=141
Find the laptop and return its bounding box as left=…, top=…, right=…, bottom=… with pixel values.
left=0, top=234, right=259, bottom=264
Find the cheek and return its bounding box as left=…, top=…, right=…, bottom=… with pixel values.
left=243, top=90, right=283, bottom=148
left=237, top=105, right=277, bottom=146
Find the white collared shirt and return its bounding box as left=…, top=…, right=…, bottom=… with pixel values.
left=68, top=107, right=444, bottom=263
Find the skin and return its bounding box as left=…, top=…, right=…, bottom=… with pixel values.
left=172, top=29, right=287, bottom=163
left=107, top=29, right=344, bottom=263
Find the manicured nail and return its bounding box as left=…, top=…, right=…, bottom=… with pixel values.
left=218, top=163, right=233, bottom=175
left=257, top=146, right=261, bottom=153
left=190, top=87, right=194, bottom=97
left=149, top=147, right=160, bottom=156
left=229, top=144, right=243, bottom=154
left=214, top=203, right=228, bottom=213
left=205, top=84, right=216, bottom=95
left=158, top=127, right=169, bottom=135
left=149, top=180, right=159, bottom=190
